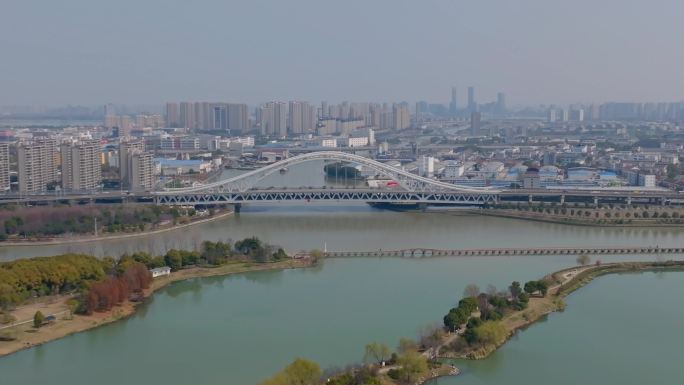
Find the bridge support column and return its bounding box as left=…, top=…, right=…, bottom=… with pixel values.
left=528, top=195, right=533, bottom=203
left=560, top=195, right=565, bottom=205
left=661, top=197, right=666, bottom=206
left=593, top=197, right=598, bottom=207
left=234, top=203, right=242, bottom=213
left=418, top=203, right=428, bottom=212
left=626, top=196, right=632, bottom=205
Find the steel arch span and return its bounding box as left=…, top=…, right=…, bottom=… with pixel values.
left=154, top=151, right=500, bottom=195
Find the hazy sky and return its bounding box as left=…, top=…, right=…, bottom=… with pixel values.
left=1, top=0, right=683, bottom=106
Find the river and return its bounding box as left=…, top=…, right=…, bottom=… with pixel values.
left=427, top=271, right=684, bottom=385
left=1, top=161, right=683, bottom=385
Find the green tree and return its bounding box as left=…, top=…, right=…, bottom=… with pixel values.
left=576, top=254, right=591, bottom=266
left=524, top=280, right=538, bottom=295
left=258, top=358, right=321, bottom=385
left=164, top=249, right=183, bottom=271
left=509, top=281, right=522, bottom=299
left=474, top=321, right=507, bottom=345
left=363, top=342, right=392, bottom=364
left=396, top=350, right=428, bottom=383
left=33, top=311, right=44, bottom=328
left=667, top=164, right=679, bottom=180
left=397, top=338, right=418, bottom=354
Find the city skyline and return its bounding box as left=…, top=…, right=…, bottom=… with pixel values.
left=2, top=0, right=684, bottom=106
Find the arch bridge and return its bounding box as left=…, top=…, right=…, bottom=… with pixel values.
left=153, top=151, right=500, bottom=205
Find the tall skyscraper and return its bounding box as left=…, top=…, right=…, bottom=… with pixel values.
left=449, top=86, right=458, bottom=113
left=17, top=140, right=58, bottom=193
left=467, top=86, right=477, bottom=112
left=0, top=143, right=9, bottom=192
left=60, top=140, right=102, bottom=191
left=470, top=111, right=481, bottom=135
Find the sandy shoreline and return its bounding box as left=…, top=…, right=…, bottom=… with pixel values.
left=0, top=258, right=312, bottom=357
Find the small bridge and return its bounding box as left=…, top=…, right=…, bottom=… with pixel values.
left=326, top=246, right=684, bottom=258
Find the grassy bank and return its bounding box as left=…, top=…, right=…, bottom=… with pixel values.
left=470, top=207, right=684, bottom=227
left=0, top=208, right=233, bottom=246
left=0, top=258, right=314, bottom=357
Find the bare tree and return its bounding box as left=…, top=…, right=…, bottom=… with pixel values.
left=463, top=284, right=480, bottom=298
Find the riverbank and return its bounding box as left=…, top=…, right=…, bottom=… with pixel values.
left=0, top=258, right=313, bottom=357
left=0, top=209, right=233, bottom=246
left=468, top=208, right=684, bottom=227
left=436, top=260, right=684, bottom=361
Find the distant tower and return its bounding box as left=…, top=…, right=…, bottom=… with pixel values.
left=470, top=111, right=481, bottom=135
left=547, top=108, right=557, bottom=123
left=449, top=86, right=458, bottom=114
left=467, top=86, right=476, bottom=112
left=496, top=92, right=506, bottom=114
left=104, top=104, right=115, bottom=117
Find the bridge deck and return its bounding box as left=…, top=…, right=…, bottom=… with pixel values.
left=326, top=246, right=684, bottom=258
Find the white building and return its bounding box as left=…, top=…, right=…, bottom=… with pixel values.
left=638, top=174, right=656, bottom=187
left=318, top=138, right=337, bottom=148
left=150, top=266, right=171, bottom=278
left=418, top=156, right=435, bottom=177
left=339, top=136, right=368, bottom=148
left=0, top=143, right=9, bottom=192
left=442, top=161, right=465, bottom=178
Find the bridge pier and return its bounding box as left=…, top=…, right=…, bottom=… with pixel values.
left=234, top=203, right=242, bottom=213
left=626, top=196, right=632, bottom=205
left=560, top=195, right=565, bottom=205
left=528, top=195, right=533, bottom=204
left=593, top=197, right=599, bottom=207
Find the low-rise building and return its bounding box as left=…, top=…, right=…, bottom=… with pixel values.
left=150, top=266, right=171, bottom=278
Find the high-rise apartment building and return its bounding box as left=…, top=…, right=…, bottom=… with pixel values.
left=167, top=101, right=248, bottom=131
left=288, top=101, right=304, bottom=134
left=547, top=108, right=557, bottom=123
left=0, top=143, right=9, bottom=192
left=130, top=152, right=155, bottom=191
left=166, top=102, right=180, bottom=127
left=392, top=104, right=410, bottom=130
left=260, top=102, right=287, bottom=137
left=227, top=103, right=248, bottom=132
left=61, top=140, right=102, bottom=191
left=17, top=139, right=58, bottom=193
left=179, top=102, right=196, bottom=129
left=119, top=140, right=154, bottom=190
left=288, top=101, right=316, bottom=134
